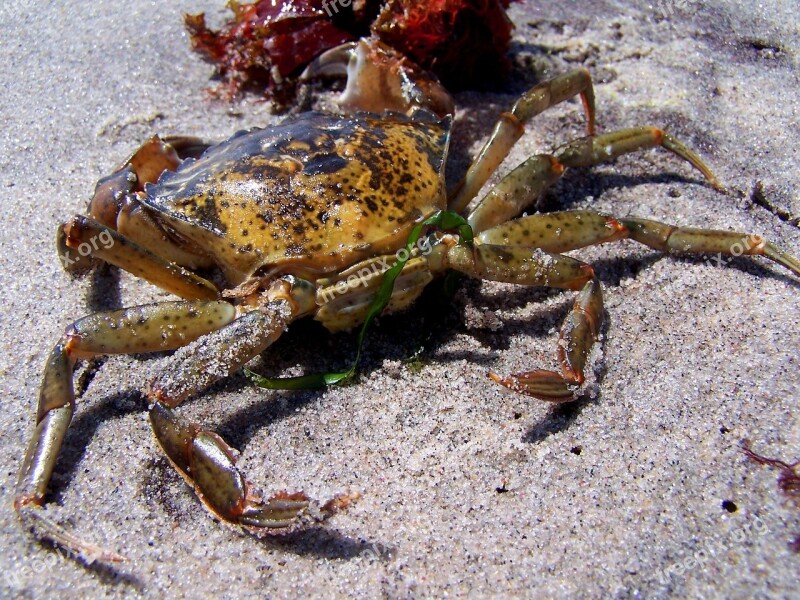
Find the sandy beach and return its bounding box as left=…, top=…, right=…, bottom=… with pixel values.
left=1, top=0, right=798, bottom=596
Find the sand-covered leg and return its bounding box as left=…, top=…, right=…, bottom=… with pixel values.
left=445, top=243, right=604, bottom=400
left=149, top=403, right=354, bottom=531
left=147, top=305, right=357, bottom=531
left=449, top=68, right=596, bottom=213
left=58, top=215, right=218, bottom=300
left=15, top=300, right=236, bottom=562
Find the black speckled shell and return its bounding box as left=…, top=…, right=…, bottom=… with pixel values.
left=143, top=112, right=450, bottom=281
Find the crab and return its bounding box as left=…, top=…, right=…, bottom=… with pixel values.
left=15, top=39, right=800, bottom=563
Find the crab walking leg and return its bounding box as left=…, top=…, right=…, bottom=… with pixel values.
left=148, top=305, right=356, bottom=529
left=619, top=218, right=800, bottom=276
left=477, top=211, right=800, bottom=277
left=15, top=300, right=236, bottom=562
left=467, top=128, right=721, bottom=234
left=149, top=404, right=321, bottom=530
left=448, top=69, right=597, bottom=213
left=478, top=210, right=628, bottom=250
left=148, top=306, right=291, bottom=406
left=445, top=243, right=603, bottom=399
left=556, top=126, right=723, bottom=190
left=466, top=154, right=566, bottom=234
left=59, top=215, right=219, bottom=300
left=488, top=278, right=603, bottom=400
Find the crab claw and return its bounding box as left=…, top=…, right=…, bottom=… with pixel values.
left=301, top=38, right=454, bottom=118
left=149, top=403, right=357, bottom=532
left=489, top=370, right=579, bottom=402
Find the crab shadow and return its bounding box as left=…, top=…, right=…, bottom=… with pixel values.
left=71, top=557, right=146, bottom=594
left=206, top=244, right=797, bottom=450
left=48, top=390, right=145, bottom=505
left=62, top=231, right=797, bottom=492
left=49, top=384, right=388, bottom=563
left=87, top=262, right=122, bottom=313
left=255, top=527, right=396, bottom=562
left=523, top=398, right=590, bottom=444
left=145, top=454, right=389, bottom=562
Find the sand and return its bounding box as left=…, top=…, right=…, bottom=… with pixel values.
left=1, top=0, right=798, bottom=597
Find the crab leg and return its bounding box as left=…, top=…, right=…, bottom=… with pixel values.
left=488, top=278, right=604, bottom=400
left=445, top=243, right=603, bottom=399
left=59, top=215, right=218, bottom=300
left=76, top=135, right=215, bottom=272
left=478, top=211, right=800, bottom=277
left=301, top=39, right=455, bottom=117
left=148, top=302, right=354, bottom=530
left=460, top=211, right=799, bottom=399
left=467, top=127, right=721, bottom=234
left=15, top=300, right=236, bottom=561
left=148, top=306, right=291, bottom=406
left=556, top=127, right=722, bottom=189
left=478, top=210, right=627, bottom=250
left=149, top=404, right=319, bottom=530
left=449, top=68, right=596, bottom=213
left=86, top=166, right=137, bottom=231
left=621, top=217, right=800, bottom=276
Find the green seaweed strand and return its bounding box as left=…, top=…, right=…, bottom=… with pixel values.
left=245, top=210, right=473, bottom=390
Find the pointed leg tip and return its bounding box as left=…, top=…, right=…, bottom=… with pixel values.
left=321, top=490, right=361, bottom=517
left=17, top=504, right=127, bottom=564
left=87, top=547, right=128, bottom=565
left=711, top=180, right=729, bottom=195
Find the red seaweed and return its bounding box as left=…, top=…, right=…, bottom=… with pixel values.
left=741, top=440, right=800, bottom=553
left=186, top=0, right=516, bottom=108
left=371, top=0, right=515, bottom=89
left=185, top=1, right=359, bottom=106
